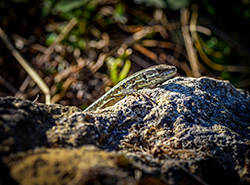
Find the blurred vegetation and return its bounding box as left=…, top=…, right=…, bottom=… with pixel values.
left=0, top=0, right=250, bottom=108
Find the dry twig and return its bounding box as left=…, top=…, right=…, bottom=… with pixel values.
left=37, top=17, right=78, bottom=65
left=0, top=27, right=51, bottom=104
left=181, top=8, right=201, bottom=77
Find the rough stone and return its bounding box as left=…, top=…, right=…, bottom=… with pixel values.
left=0, top=77, right=250, bottom=185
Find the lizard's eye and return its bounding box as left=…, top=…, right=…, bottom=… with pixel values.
left=156, top=68, right=163, bottom=73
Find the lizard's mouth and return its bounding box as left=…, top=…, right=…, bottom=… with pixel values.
left=161, top=67, right=177, bottom=76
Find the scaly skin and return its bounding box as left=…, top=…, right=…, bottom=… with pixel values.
left=84, top=64, right=177, bottom=111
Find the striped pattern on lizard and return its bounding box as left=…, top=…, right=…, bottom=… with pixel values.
left=84, top=64, right=177, bottom=112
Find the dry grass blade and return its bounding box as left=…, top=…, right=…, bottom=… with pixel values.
left=0, top=27, right=51, bottom=104
left=177, top=163, right=209, bottom=185
left=37, top=17, right=78, bottom=65
left=190, top=8, right=250, bottom=72
left=15, top=75, right=31, bottom=99
left=51, top=77, right=75, bottom=103
left=0, top=75, right=17, bottom=94
left=93, top=25, right=161, bottom=69
left=129, top=54, right=151, bottom=68
left=181, top=8, right=201, bottom=77
left=133, top=43, right=161, bottom=64
left=141, top=40, right=193, bottom=75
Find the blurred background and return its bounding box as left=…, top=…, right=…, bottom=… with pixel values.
left=0, top=0, right=249, bottom=109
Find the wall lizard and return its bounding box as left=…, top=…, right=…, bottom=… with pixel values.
left=84, top=64, right=177, bottom=112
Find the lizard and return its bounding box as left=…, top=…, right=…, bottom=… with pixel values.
left=84, top=64, right=177, bottom=112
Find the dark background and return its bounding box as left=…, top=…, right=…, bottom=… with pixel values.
left=0, top=0, right=249, bottom=108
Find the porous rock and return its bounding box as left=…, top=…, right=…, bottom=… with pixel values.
left=0, top=77, right=250, bottom=185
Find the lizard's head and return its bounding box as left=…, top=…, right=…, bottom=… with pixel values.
left=120, top=64, right=177, bottom=90
left=155, top=64, right=177, bottom=76
left=142, top=64, right=177, bottom=82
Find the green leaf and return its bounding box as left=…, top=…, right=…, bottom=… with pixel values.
left=55, top=0, right=89, bottom=13
left=133, top=0, right=189, bottom=10
left=113, top=3, right=127, bottom=24
left=167, top=0, right=190, bottom=10
left=107, top=58, right=131, bottom=85
left=109, top=58, right=122, bottom=85
left=118, top=60, right=131, bottom=82
left=134, top=0, right=167, bottom=9
left=45, top=32, right=57, bottom=46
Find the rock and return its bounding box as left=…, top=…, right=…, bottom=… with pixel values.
left=0, top=77, right=250, bottom=185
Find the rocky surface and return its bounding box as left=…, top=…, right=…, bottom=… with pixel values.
left=0, top=76, right=250, bottom=185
